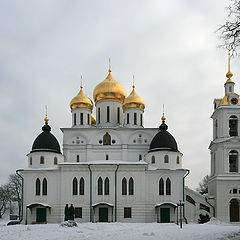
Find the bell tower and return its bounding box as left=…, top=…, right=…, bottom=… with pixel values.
left=208, top=52, right=240, bottom=222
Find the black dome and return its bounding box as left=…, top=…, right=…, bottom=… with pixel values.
left=31, top=122, right=61, bottom=154
left=149, top=121, right=179, bottom=153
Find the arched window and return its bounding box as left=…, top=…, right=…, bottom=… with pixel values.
left=74, top=113, right=76, bottom=125
left=103, top=132, right=111, bottom=145
left=152, top=156, right=155, bottom=164
left=176, top=156, right=180, bottom=164
left=79, top=177, right=84, bottom=195
left=159, top=178, right=164, bottom=195
left=122, top=177, right=127, bottom=195
left=42, top=178, right=47, bottom=196
left=117, top=107, right=120, bottom=124
left=127, top=113, right=129, bottom=124
left=80, top=113, right=83, bottom=125
left=40, top=156, right=44, bottom=164
left=54, top=157, right=58, bottom=165
left=166, top=178, right=171, bottom=195
left=140, top=114, right=143, bottom=126
left=164, top=155, right=169, bottom=163
left=134, top=113, right=137, bottom=125
left=229, top=115, right=238, bottom=136
left=229, top=150, right=238, bottom=172
left=30, top=157, right=32, bottom=165
left=98, top=177, right=103, bottom=195
left=104, top=177, right=109, bottom=195
left=107, top=106, right=110, bottom=122
left=36, top=178, right=40, bottom=196
left=230, top=199, right=239, bottom=222
left=73, top=177, right=78, bottom=195
left=87, top=114, right=90, bottom=125
left=129, top=177, right=134, bottom=195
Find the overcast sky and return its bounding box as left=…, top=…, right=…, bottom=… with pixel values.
left=0, top=0, right=239, bottom=189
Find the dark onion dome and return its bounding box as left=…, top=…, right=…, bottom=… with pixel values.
left=31, top=117, right=61, bottom=154
left=149, top=115, right=179, bottom=153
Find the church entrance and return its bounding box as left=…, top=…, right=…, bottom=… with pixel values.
left=160, top=208, right=170, bottom=223
left=99, top=208, right=108, bottom=222
left=36, top=208, right=46, bottom=223
left=230, top=199, right=239, bottom=222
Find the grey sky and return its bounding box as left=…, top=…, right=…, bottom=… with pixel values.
left=0, top=0, right=239, bottom=189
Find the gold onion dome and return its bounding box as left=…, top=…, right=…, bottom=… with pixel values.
left=70, top=77, right=93, bottom=111
left=93, top=67, right=127, bottom=104
left=123, top=79, right=145, bottom=111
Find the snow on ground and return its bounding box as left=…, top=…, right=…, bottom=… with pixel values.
left=0, top=220, right=239, bottom=240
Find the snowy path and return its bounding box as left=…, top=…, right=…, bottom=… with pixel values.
left=0, top=221, right=240, bottom=240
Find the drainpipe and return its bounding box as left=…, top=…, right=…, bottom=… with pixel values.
left=88, top=165, right=92, bottom=222
left=205, top=197, right=215, bottom=217
left=182, top=169, right=190, bottom=224
left=114, top=164, right=119, bottom=222
left=16, top=169, right=24, bottom=223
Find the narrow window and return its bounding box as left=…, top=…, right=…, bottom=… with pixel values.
left=54, top=157, right=58, bottom=165
left=176, top=156, right=180, bottom=164
left=134, top=113, right=137, bottom=125
left=233, top=188, right=237, bottom=194
left=42, top=178, right=47, bottom=196
left=73, top=177, right=78, bottom=195
left=229, top=116, right=238, bottom=136
left=129, top=177, right=134, bottom=195
left=140, top=114, right=143, bottom=126
left=127, top=113, right=129, bottom=124
left=166, top=178, right=171, bottom=195
left=98, top=107, right=100, bottom=124
left=98, top=177, right=103, bottom=195
left=106, top=154, right=109, bottom=160
left=79, top=177, right=84, bottom=195
left=139, top=154, right=142, bottom=161
left=80, top=113, right=83, bottom=125
left=75, top=207, right=82, bottom=218
left=215, top=119, right=218, bottom=138
left=30, top=157, right=32, bottom=165
left=40, top=156, right=44, bottom=164
left=107, top=106, right=110, bottom=122
left=152, top=156, right=155, bottom=164
left=36, top=178, right=40, bottom=196
left=77, top=155, right=79, bottom=162
left=122, top=177, right=127, bottom=195
left=164, top=155, right=169, bottom=163
left=87, top=114, right=90, bottom=125
left=117, top=107, right=120, bottom=123
left=74, top=113, right=76, bottom=125
left=104, top=177, right=109, bottom=195
left=229, top=86, right=232, bottom=92
left=124, top=208, right=132, bottom=218
left=159, top=178, right=164, bottom=195
left=229, top=150, right=238, bottom=172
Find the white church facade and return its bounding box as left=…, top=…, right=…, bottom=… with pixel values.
left=17, top=57, right=239, bottom=224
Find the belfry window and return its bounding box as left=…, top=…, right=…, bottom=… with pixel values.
left=40, top=156, right=44, bottom=164
left=176, top=156, right=180, bottom=164
left=30, top=157, right=32, bottom=165
left=129, top=177, right=134, bottom=195
left=215, top=119, right=218, bottom=138
left=152, top=156, right=155, bottom=164
left=36, top=178, right=40, bottom=196
left=104, top=177, right=109, bottom=195
left=98, top=177, right=103, bottom=195
left=229, top=150, right=238, bottom=172
left=98, top=108, right=100, bottom=124
left=87, top=114, right=90, bottom=125
left=107, top=106, right=110, bottom=122
left=127, top=113, right=129, bottom=124
left=42, top=178, right=47, bottom=196
left=134, top=113, right=137, bottom=125
left=54, top=157, right=58, bottom=165
left=140, top=114, right=143, bottom=126
left=229, top=115, right=238, bottom=136
left=166, top=178, right=171, bottom=195
left=80, top=113, right=83, bottom=125
left=164, top=155, right=169, bottom=163
left=73, top=177, right=78, bottom=195
left=117, top=107, right=120, bottom=123
left=79, top=177, right=84, bottom=195
left=159, top=178, right=164, bottom=195
left=122, top=177, right=127, bottom=195
left=74, top=113, right=76, bottom=126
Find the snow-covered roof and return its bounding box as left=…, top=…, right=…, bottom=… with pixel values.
left=155, top=202, right=177, bottom=208
left=92, top=202, right=114, bottom=207
left=59, top=161, right=148, bottom=165
left=26, top=202, right=51, bottom=208
left=18, top=167, right=59, bottom=172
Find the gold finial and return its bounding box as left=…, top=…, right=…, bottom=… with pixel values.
left=44, top=105, right=49, bottom=123
left=108, top=58, right=112, bottom=72
left=132, top=75, right=135, bottom=89
left=226, top=49, right=233, bottom=80
left=80, top=75, right=83, bottom=89
left=161, top=104, right=166, bottom=121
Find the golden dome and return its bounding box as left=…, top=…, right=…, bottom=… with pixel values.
left=70, top=79, right=93, bottom=111
left=123, top=83, right=145, bottom=111
left=91, top=114, right=96, bottom=126
left=93, top=68, right=127, bottom=104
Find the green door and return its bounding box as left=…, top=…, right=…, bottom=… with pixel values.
left=36, top=208, right=46, bottom=223
left=160, top=208, right=170, bottom=223
left=99, top=208, right=108, bottom=222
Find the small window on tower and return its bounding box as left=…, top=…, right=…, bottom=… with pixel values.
left=74, top=113, right=76, bottom=126
left=134, top=113, right=137, bottom=125
left=30, top=157, right=32, bottom=165
left=164, top=155, right=169, bottom=163
left=40, top=156, right=44, bottom=164
left=151, top=156, right=155, bottom=164
left=127, top=113, right=129, bottom=124
left=80, top=113, right=83, bottom=125
left=176, top=156, right=180, bottom=164
left=54, top=157, right=58, bottom=165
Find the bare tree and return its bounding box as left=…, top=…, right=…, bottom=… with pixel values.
left=8, top=174, right=22, bottom=218
left=196, top=175, right=209, bottom=195
left=218, top=0, right=240, bottom=55
left=0, top=184, right=11, bottom=218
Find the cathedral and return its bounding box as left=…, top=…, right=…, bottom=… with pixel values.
left=17, top=56, right=240, bottom=224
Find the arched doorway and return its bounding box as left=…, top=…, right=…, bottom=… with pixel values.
left=230, top=199, right=239, bottom=222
